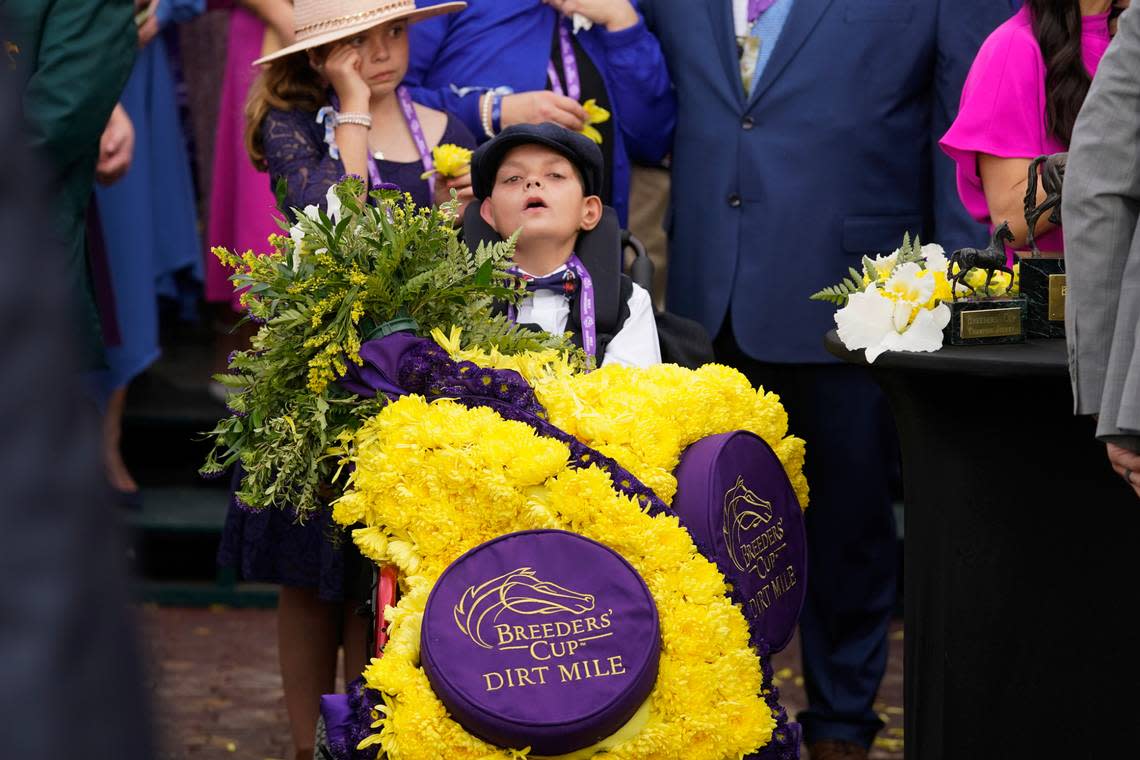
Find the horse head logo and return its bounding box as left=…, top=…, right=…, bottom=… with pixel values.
left=722, top=476, right=774, bottom=573
left=453, top=568, right=596, bottom=649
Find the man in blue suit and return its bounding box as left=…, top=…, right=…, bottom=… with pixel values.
left=640, top=1, right=1015, bottom=758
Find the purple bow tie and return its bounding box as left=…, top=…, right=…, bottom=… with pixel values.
left=748, top=0, right=778, bottom=23
left=516, top=269, right=579, bottom=296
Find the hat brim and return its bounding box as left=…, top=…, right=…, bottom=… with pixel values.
left=253, top=2, right=467, bottom=65
left=472, top=131, right=602, bottom=200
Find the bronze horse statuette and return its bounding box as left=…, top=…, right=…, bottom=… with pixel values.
left=1024, top=152, right=1067, bottom=256
left=948, top=221, right=1017, bottom=300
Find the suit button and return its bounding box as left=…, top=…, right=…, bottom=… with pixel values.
left=742, top=116, right=754, bottom=130
left=728, top=193, right=742, bottom=208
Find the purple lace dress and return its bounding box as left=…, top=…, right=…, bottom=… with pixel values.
left=259, top=103, right=477, bottom=211
left=216, top=102, right=475, bottom=601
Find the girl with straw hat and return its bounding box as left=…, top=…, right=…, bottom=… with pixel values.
left=244, top=0, right=474, bottom=216
left=216, top=3, right=468, bottom=759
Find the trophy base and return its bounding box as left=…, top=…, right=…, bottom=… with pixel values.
left=1015, top=251, right=1066, bottom=339
left=945, top=296, right=1027, bottom=346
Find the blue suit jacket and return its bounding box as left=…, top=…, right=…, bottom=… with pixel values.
left=406, top=0, right=676, bottom=226
left=641, top=0, right=1015, bottom=362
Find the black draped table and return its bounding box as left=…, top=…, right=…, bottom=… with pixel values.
left=824, top=330, right=1138, bottom=760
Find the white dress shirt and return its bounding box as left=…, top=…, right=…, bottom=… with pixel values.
left=515, top=265, right=662, bottom=368
left=733, top=0, right=751, bottom=37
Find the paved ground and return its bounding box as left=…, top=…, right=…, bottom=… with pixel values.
left=140, top=606, right=904, bottom=760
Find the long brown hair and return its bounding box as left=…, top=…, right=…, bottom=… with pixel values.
left=1027, top=0, right=1092, bottom=146
left=244, top=52, right=328, bottom=171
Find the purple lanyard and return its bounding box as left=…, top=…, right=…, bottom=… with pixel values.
left=545, top=18, right=580, bottom=101
left=331, top=86, right=436, bottom=197
left=508, top=254, right=598, bottom=360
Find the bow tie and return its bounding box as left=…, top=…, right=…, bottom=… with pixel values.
left=516, top=269, right=579, bottom=296
left=748, top=0, right=778, bottom=22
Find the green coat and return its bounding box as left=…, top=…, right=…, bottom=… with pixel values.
left=3, top=0, right=137, bottom=365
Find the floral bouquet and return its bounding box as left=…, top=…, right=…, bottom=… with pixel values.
left=201, top=177, right=579, bottom=515
left=811, top=234, right=952, bottom=361
left=205, top=178, right=811, bottom=759
left=811, top=234, right=1018, bottom=362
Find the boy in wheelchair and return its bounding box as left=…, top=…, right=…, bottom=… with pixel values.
left=466, top=122, right=663, bottom=368
left=467, top=123, right=714, bottom=368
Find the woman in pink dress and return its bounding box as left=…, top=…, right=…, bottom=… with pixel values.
left=205, top=1, right=293, bottom=387
left=939, top=0, right=1121, bottom=257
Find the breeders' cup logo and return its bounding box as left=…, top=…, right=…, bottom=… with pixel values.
left=723, top=476, right=784, bottom=577
left=454, top=568, right=597, bottom=649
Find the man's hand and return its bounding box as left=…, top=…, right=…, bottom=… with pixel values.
left=95, top=103, right=135, bottom=186
left=501, top=91, right=588, bottom=131
left=542, top=0, right=639, bottom=32
left=1106, top=442, right=1140, bottom=500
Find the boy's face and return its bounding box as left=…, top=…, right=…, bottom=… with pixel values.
left=480, top=144, right=602, bottom=248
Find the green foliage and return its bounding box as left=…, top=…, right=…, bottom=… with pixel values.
left=809, top=232, right=926, bottom=306
left=895, top=232, right=925, bottom=265
left=810, top=266, right=867, bottom=306
left=201, top=179, right=582, bottom=516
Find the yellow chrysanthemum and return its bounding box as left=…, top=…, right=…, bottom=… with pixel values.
left=337, top=401, right=780, bottom=759
left=580, top=99, right=611, bottom=145
left=421, top=143, right=473, bottom=180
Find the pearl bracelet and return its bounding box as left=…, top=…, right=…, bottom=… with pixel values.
left=480, top=92, right=495, bottom=139
left=335, top=111, right=372, bottom=129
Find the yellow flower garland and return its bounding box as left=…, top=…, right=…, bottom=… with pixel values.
left=431, top=328, right=809, bottom=509
left=335, top=397, right=776, bottom=759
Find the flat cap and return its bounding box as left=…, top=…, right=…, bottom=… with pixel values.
left=471, top=122, right=604, bottom=200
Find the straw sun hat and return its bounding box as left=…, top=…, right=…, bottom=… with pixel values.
left=254, top=0, right=466, bottom=65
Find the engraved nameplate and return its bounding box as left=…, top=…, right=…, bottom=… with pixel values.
left=1048, top=274, right=1067, bottom=322
left=961, top=308, right=1022, bottom=339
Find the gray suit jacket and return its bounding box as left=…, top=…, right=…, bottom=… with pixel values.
left=1064, top=6, right=1140, bottom=446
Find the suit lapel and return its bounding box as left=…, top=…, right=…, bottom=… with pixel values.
left=708, top=0, right=746, bottom=108
left=747, top=0, right=837, bottom=110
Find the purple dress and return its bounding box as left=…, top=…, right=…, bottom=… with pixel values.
left=216, top=102, right=475, bottom=600
left=260, top=103, right=477, bottom=211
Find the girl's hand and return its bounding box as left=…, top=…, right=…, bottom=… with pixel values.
left=318, top=44, right=371, bottom=111
left=542, top=0, right=639, bottom=32
left=501, top=91, right=588, bottom=131
left=434, top=172, right=475, bottom=219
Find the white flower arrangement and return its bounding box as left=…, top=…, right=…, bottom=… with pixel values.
left=811, top=235, right=955, bottom=362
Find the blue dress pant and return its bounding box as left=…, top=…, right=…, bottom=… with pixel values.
left=715, top=328, right=898, bottom=749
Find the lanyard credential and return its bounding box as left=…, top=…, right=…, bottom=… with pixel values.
left=325, top=86, right=436, bottom=197
left=546, top=18, right=581, bottom=101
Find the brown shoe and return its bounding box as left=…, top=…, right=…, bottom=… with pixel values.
left=807, top=739, right=870, bottom=760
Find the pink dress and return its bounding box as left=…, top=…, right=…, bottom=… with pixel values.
left=939, top=6, right=1111, bottom=257
left=205, top=7, right=282, bottom=311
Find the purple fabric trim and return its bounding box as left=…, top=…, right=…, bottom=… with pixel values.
left=336, top=331, right=424, bottom=398
left=320, top=694, right=352, bottom=757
